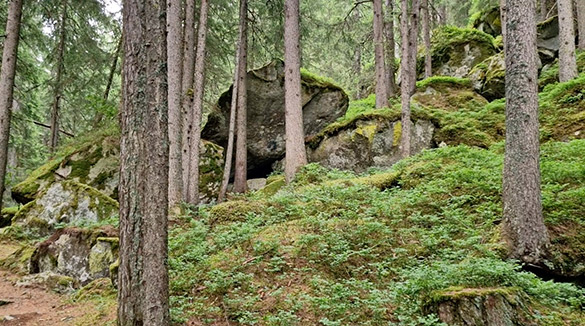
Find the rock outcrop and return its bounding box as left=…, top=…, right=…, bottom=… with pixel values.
left=203, top=60, right=349, bottom=177
left=468, top=52, right=505, bottom=101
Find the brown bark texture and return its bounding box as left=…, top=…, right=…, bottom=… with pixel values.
left=502, top=0, right=549, bottom=264
left=373, top=0, right=389, bottom=108
left=422, top=0, right=432, bottom=78
left=181, top=0, right=196, bottom=196
left=49, top=0, right=68, bottom=153
left=578, top=0, right=585, bottom=50
left=385, top=0, right=398, bottom=97
left=400, top=0, right=411, bottom=159
left=0, top=0, right=23, bottom=209
left=233, top=0, right=249, bottom=194
left=284, top=0, right=307, bottom=183
left=118, top=0, right=170, bottom=325
left=186, top=0, right=209, bottom=204
left=167, top=0, right=184, bottom=209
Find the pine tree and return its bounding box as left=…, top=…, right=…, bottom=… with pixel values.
left=284, top=0, right=307, bottom=183
left=118, top=0, right=170, bottom=324
left=181, top=0, right=196, bottom=199
left=49, top=0, right=68, bottom=153
left=373, top=0, right=389, bottom=108
left=233, top=0, right=249, bottom=194
left=577, top=0, right=585, bottom=50
left=422, top=0, right=432, bottom=78
left=385, top=0, right=398, bottom=97
left=557, top=0, right=578, bottom=81
left=502, top=0, right=549, bottom=264
left=0, top=0, right=23, bottom=209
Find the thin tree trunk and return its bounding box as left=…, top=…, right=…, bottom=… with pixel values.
left=422, top=0, right=432, bottom=78
left=93, top=37, right=122, bottom=127
left=49, top=0, right=68, bottom=153
left=284, top=0, right=307, bottom=183
left=439, top=4, right=447, bottom=25
left=186, top=0, right=209, bottom=205
left=118, top=0, right=169, bottom=324
left=353, top=10, right=363, bottom=99
left=502, top=0, right=549, bottom=264
left=400, top=0, right=412, bottom=158
left=181, top=0, right=196, bottom=197
left=373, top=0, right=389, bottom=108
left=540, top=0, right=548, bottom=20
left=218, top=22, right=243, bottom=202
left=233, top=0, right=248, bottom=194
left=558, top=0, right=578, bottom=81
left=408, top=0, right=420, bottom=95
left=578, top=0, right=585, bottom=50
left=385, top=0, right=398, bottom=97
left=167, top=0, right=184, bottom=210
left=0, top=0, right=23, bottom=209
left=501, top=0, right=507, bottom=46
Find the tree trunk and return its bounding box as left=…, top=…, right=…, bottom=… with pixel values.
left=577, top=0, right=585, bottom=50
left=218, top=12, right=243, bottom=202
left=422, top=0, right=432, bottom=79
left=181, top=0, right=196, bottom=198
left=400, top=0, right=411, bottom=158
left=118, top=0, right=170, bottom=325
left=49, top=0, right=68, bottom=153
left=373, top=0, right=389, bottom=108
left=558, top=0, right=578, bottom=81
left=0, top=0, right=23, bottom=209
left=408, top=0, right=420, bottom=94
left=284, top=0, right=307, bottom=183
left=439, top=4, right=447, bottom=25
left=540, top=0, right=548, bottom=20
left=233, top=0, right=249, bottom=194
left=93, top=37, right=122, bottom=127
left=385, top=0, right=398, bottom=97
left=353, top=10, right=363, bottom=99
left=500, top=0, right=507, bottom=46
left=502, top=0, right=549, bottom=265
left=167, top=0, right=184, bottom=210
left=186, top=0, right=209, bottom=205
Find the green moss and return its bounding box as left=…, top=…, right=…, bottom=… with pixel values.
left=415, top=76, right=472, bottom=90
left=393, top=121, right=402, bottom=147
left=0, top=245, right=35, bottom=274
left=300, top=68, right=344, bottom=92
left=259, top=176, right=286, bottom=197
left=208, top=200, right=268, bottom=224
left=539, top=51, right=585, bottom=89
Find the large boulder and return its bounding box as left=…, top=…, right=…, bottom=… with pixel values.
left=537, top=16, right=559, bottom=63
left=469, top=6, right=502, bottom=37
left=418, top=26, right=498, bottom=78
left=468, top=52, right=505, bottom=101
left=202, top=60, right=349, bottom=177
left=29, top=227, right=118, bottom=286
left=11, top=181, right=119, bottom=236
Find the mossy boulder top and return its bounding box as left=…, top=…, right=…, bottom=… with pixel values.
left=202, top=59, right=349, bottom=177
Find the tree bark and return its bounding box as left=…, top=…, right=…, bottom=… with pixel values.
left=422, top=0, right=432, bottom=78
left=49, top=0, right=68, bottom=153
left=186, top=0, right=209, bottom=205
left=167, top=0, right=184, bottom=210
left=284, top=0, right=307, bottom=183
left=540, top=0, right=548, bottom=20
left=233, top=0, right=248, bottom=194
left=557, top=0, right=578, bottom=81
left=118, top=0, right=169, bottom=325
left=353, top=10, right=363, bottom=99
left=0, top=0, right=23, bottom=209
left=502, top=0, right=549, bottom=265
left=577, top=0, right=585, bottom=50
left=400, top=0, right=418, bottom=158
left=181, top=0, right=196, bottom=198
left=385, top=0, right=398, bottom=97
left=408, top=0, right=420, bottom=94
left=373, top=0, right=389, bottom=108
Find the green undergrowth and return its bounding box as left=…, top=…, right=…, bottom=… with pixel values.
left=539, top=51, right=585, bottom=89
left=168, top=140, right=585, bottom=325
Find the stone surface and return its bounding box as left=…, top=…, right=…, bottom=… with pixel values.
left=426, top=288, right=535, bottom=326
left=29, top=227, right=118, bottom=285
left=537, top=16, right=559, bottom=63
left=11, top=181, right=119, bottom=235
left=202, top=60, right=349, bottom=177
left=470, top=7, right=502, bottom=37
left=468, top=53, right=505, bottom=101
left=308, top=119, right=434, bottom=173
left=16, top=271, right=78, bottom=294
left=247, top=178, right=267, bottom=191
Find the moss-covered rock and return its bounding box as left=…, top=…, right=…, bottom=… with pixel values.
left=539, top=74, right=585, bottom=142
left=418, top=26, right=498, bottom=78
left=198, top=140, right=224, bottom=202
left=29, top=226, right=119, bottom=285
left=468, top=52, right=505, bottom=101
left=469, top=6, right=502, bottom=37
left=203, top=59, right=349, bottom=177
left=11, top=181, right=119, bottom=235
left=0, top=206, right=18, bottom=228
left=539, top=51, right=585, bottom=89
left=16, top=271, right=78, bottom=294
left=0, top=244, right=35, bottom=274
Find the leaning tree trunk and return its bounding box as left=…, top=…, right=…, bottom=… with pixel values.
left=186, top=0, right=209, bottom=205
left=118, top=0, right=170, bottom=325
left=399, top=0, right=411, bottom=158
left=283, top=0, right=307, bottom=183
left=575, top=0, right=585, bottom=50
left=557, top=0, right=578, bottom=81
left=422, top=0, right=432, bottom=78
left=373, top=0, right=389, bottom=108
left=502, top=0, right=549, bottom=264
left=49, top=0, right=68, bottom=153
left=167, top=0, right=184, bottom=211
left=0, top=0, right=23, bottom=209
left=385, top=0, right=398, bottom=97
left=181, top=0, right=196, bottom=198
left=233, top=0, right=249, bottom=194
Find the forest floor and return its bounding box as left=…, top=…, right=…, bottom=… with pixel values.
left=0, top=244, right=116, bottom=326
